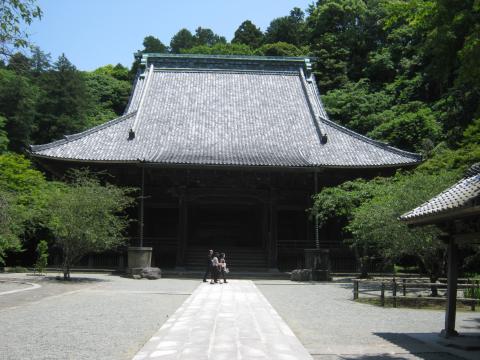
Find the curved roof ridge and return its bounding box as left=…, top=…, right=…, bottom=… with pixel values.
left=321, top=116, right=421, bottom=160
left=152, top=68, right=299, bottom=76
left=400, top=173, right=480, bottom=222
left=304, top=78, right=421, bottom=161
left=142, top=52, right=312, bottom=62
left=123, top=68, right=142, bottom=114
left=30, top=111, right=137, bottom=152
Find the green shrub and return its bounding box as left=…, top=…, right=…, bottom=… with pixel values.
left=34, top=240, right=48, bottom=274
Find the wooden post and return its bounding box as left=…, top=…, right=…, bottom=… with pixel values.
left=470, top=282, right=476, bottom=311
left=353, top=280, right=359, bottom=300
left=393, top=279, right=397, bottom=308
left=381, top=282, right=385, bottom=307
left=314, top=171, right=319, bottom=249
left=442, top=237, right=459, bottom=338
left=403, top=279, right=407, bottom=297
left=267, top=189, right=278, bottom=270
left=175, top=187, right=187, bottom=270
left=139, top=165, right=145, bottom=247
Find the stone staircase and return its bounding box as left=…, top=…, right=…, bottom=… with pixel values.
left=185, top=246, right=269, bottom=271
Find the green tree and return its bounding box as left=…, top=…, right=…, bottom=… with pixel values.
left=254, top=42, right=308, bottom=57
left=182, top=43, right=253, bottom=56
left=322, top=79, right=393, bottom=134
left=84, top=70, right=131, bottom=126
left=170, top=28, right=195, bottom=53
left=193, top=27, right=226, bottom=47
left=232, top=20, right=264, bottom=48
left=0, top=116, right=9, bottom=152
left=30, top=46, right=51, bottom=75
left=0, top=68, right=39, bottom=151
left=93, top=64, right=129, bottom=81
left=142, top=35, right=167, bottom=53
left=34, top=54, right=90, bottom=143
left=44, top=170, right=135, bottom=279
left=265, top=7, right=306, bottom=47
left=34, top=239, right=48, bottom=274
left=348, top=170, right=459, bottom=289
left=0, top=191, right=19, bottom=264
left=306, top=0, right=385, bottom=90
left=368, top=101, right=442, bottom=152
left=0, top=0, right=42, bottom=59
left=7, top=52, right=31, bottom=75
left=0, top=153, right=48, bottom=264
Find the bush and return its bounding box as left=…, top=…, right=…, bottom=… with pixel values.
left=34, top=240, right=48, bottom=274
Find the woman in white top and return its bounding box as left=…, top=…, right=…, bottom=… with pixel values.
left=210, top=252, right=219, bottom=284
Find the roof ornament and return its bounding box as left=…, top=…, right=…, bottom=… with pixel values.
left=139, top=54, right=149, bottom=78
left=304, top=59, right=313, bottom=82
left=128, top=63, right=154, bottom=140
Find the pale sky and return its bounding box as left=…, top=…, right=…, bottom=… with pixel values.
left=28, top=0, right=314, bottom=70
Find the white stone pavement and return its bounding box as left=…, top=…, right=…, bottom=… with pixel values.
left=132, top=280, right=313, bottom=360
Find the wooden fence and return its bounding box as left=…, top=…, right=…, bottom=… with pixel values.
left=353, top=277, right=480, bottom=311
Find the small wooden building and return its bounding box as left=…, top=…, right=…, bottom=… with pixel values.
left=401, top=163, right=480, bottom=337
left=31, top=54, right=420, bottom=271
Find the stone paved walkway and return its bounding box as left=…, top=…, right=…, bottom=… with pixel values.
left=132, top=280, right=313, bottom=360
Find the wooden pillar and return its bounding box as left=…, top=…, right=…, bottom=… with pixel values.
left=442, top=237, right=459, bottom=338
left=139, top=165, right=145, bottom=247
left=268, top=189, right=278, bottom=270
left=175, top=187, right=187, bottom=270
left=314, top=171, right=319, bottom=249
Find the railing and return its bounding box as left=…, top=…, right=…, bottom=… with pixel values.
left=353, top=278, right=480, bottom=311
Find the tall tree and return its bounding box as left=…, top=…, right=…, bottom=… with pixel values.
left=0, top=68, right=39, bottom=151
left=44, top=170, right=135, bottom=279
left=6, top=52, right=31, bottom=75
left=265, top=7, right=306, bottom=47
left=170, top=28, right=195, bottom=53
left=193, top=27, right=226, bottom=47
left=232, top=20, right=264, bottom=48
left=142, top=35, right=167, bottom=53
left=34, top=54, right=89, bottom=143
left=30, top=46, right=51, bottom=75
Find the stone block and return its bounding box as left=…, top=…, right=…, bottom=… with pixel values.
left=127, top=247, right=152, bottom=269
left=128, top=267, right=161, bottom=279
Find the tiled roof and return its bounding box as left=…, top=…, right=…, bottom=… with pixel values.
left=30, top=54, right=421, bottom=168
left=400, top=164, right=480, bottom=224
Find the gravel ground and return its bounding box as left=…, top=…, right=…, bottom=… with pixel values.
left=256, top=280, right=480, bottom=360
left=0, top=280, right=31, bottom=293
left=0, top=273, right=199, bottom=360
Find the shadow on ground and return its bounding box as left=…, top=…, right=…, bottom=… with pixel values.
left=43, top=275, right=109, bottom=283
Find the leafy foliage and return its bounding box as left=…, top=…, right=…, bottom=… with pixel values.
left=34, top=239, right=48, bottom=273
left=265, top=7, right=306, bottom=47
left=254, top=42, right=308, bottom=57
left=43, top=170, right=136, bottom=279
left=182, top=43, right=253, bottom=56
left=0, top=153, right=47, bottom=264
left=232, top=20, right=264, bottom=48
left=170, top=28, right=195, bottom=54
left=142, top=35, right=167, bottom=53
left=0, top=67, right=39, bottom=151
left=34, top=54, right=89, bottom=143
left=0, top=0, right=42, bottom=59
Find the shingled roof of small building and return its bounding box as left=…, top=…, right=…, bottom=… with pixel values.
left=30, top=54, right=421, bottom=168
left=400, top=163, right=480, bottom=225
